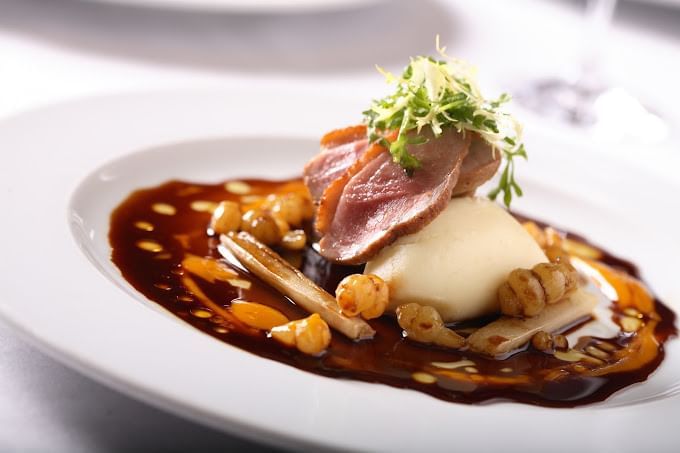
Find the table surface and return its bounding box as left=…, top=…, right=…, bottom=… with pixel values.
left=1, top=0, right=679, bottom=451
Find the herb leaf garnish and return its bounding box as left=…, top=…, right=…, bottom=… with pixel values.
left=363, top=38, right=527, bottom=207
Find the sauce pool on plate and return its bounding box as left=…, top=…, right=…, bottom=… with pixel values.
left=109, top=178, right=676, bottom=407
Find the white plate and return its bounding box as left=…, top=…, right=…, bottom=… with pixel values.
left=79, top=0, right=385, bottom=13
left=1, top=88, right=679, bottom=452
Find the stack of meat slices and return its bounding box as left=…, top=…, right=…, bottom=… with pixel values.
left=303, top=125, right=501, bottom=264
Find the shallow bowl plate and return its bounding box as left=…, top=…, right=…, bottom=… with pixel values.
left=1, top=88, right=679, bottom=451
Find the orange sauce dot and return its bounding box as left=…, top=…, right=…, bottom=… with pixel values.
left=231, top=301, right=289, bottom=330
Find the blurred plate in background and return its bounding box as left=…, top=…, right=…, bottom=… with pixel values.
left=79, top=0, right=386, bottom=13
left=625, top=0, right=680, bottom=8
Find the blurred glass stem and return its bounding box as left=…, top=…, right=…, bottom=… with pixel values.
left=516, top=0, right=669, bottom=143
left=580, top=0, right=616, bottom=87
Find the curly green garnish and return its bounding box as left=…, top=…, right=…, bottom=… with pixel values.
left=363, top=37, right=527, bottom=207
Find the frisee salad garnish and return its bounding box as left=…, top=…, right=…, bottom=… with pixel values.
left=363, top=37, right=527, bottom=207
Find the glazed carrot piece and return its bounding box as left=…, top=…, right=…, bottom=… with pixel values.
left=320, top=124, right=367, bottom=148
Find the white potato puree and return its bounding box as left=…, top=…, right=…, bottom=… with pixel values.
left=364, top=197, right=547, bottom=322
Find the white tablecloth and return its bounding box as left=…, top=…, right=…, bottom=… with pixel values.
left=1, top=0, right=678, bottom=451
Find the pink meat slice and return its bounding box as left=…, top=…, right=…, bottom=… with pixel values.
left=314, top=140, right=388, bottom=236
left=303, top=126, right=369, bottom=203
left=319, top=128, right=471, bottom=264
left=451, top=134, right=501, bottom=196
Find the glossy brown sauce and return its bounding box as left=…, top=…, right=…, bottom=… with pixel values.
left=110, top=178, right=676, bottom=407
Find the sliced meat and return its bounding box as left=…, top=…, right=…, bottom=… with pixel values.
left=451, top=134, right=501, bottom=196
left=315, top=140, right=387, bottom=235
left=319, top=128, right=471, bottom=264
left=303, top=125, right=368, bottom=202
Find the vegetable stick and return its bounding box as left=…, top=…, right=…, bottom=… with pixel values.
left=467, top=288, right=598, bottom=357
left=220, top=232, right=375, bottom=341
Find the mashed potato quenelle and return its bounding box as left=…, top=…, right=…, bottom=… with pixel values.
left=364, top=197, right=547, bottom=322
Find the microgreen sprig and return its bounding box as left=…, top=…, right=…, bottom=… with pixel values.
left=363, top=37, right=527, bottom=206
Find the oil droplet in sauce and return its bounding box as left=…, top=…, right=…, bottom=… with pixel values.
left=190, top=308, right=213, bottom=319
left=152, top=203, right=177, bottom=216
left=412, top=372, right=438, bottom=384
left=190, top=200, right=219, bottom=213
left=240, top=195, right=263, bottom=204
left=225, top=181, right=251, bottom=195
left=136, top=240, right=163, bottom=253
left=134, top=221, right=154, bottom=231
